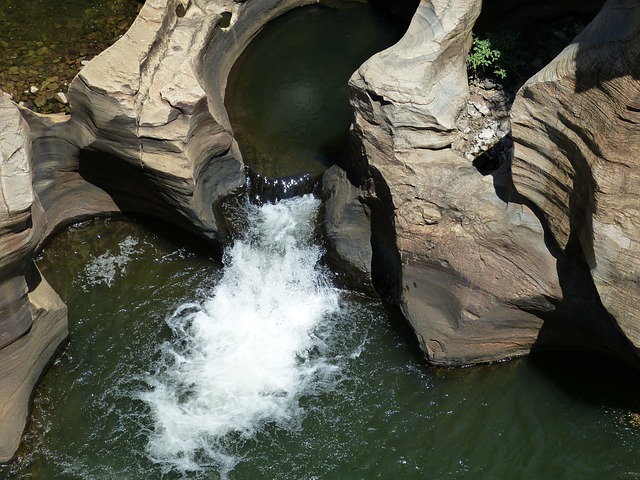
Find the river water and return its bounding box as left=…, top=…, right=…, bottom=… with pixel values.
left=4, top=206, right=640, bottom=479
left=2, top=1, right=640, bottom=479
left=225, top=1, right=409, bottom=179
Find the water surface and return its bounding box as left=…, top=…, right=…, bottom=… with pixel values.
left=225, top=3, right=408, bottom=179
left=2, top=208, right=640, bottom=479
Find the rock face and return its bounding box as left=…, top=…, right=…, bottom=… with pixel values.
left=321, top=165, right=374, bottom=293
left=346, top=0, right=565, bottom=366
left=337, top=0, right=640, bottom=367
left=511, top=0, right=640, bottom=353
left=0, top=95, right=68, bottom=462
left=62, top=0, right=247, bottom=240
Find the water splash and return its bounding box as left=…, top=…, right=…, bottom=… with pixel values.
left=83, top=236, right=139, bottom=289
left=139, top=195, right=341, bottom=475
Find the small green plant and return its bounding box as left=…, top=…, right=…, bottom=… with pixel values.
left=468, top=35, right=507, bottom=79
left=467, top=31, right=519, bottom=80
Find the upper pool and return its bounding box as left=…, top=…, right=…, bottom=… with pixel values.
left=225, top=2, right=411, bottom=180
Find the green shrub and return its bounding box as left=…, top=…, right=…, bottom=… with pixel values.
left=468, top=32, right=519, bottom=80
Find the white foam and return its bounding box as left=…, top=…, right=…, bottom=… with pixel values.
left=83, top=236, right=139, bottom=289
left=140, top=195, right=341, bottom=474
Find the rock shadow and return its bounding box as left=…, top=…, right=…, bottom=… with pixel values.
left=78, top=149, right=221, bottom=255
left=530, top=349, right=640, bottom=413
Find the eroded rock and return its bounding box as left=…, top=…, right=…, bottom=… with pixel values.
left=347, top=0, right=566, bottom=366
left=321, top=165, right=374, bottom=293
left=0, top=96, right=68, bottom=462
left=512, top=0, right=640, bottom=353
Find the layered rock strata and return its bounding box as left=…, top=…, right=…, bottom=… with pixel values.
left=344, top=0, right=564, bottom=366
left=337, top=0, right=640, bottom=367
left=511, top=0, right=640, bottom=355
left=0, top=95, right=68, bottom=462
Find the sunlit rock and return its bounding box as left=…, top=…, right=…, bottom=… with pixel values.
left=348, top=0, right=566, bottom=366
left=512, top=0, right=640, bottom=355
left=0, top=96, right=68, bottom=462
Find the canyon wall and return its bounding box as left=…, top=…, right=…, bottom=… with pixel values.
left=337, top=0, right=640, bottom=366
left=0, top=96, right=68, bottom=462
left=1, top=0, right=639, bottom=462
left=511, top=0, right=640, bottom=355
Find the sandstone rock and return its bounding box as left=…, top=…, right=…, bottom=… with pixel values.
left=0, top=96, right=42, bottom=349
left=0, top=266, right=67, bottom=462
left=65, top=0, right=248, bottom=240
left=0, top=97, right=69, bottom=461
left=321, top=165, right=373, bottom=292
left=348, top=0, right=568, bottom=366
left=350, top=0, right=480, bottom=153
left=512, top=0, right=640, bottom=351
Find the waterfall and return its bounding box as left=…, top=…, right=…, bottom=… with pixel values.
left=139, top=194, right=341, bottom=475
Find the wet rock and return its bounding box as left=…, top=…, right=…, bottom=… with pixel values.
left=321, top=165, right=373, bottom=293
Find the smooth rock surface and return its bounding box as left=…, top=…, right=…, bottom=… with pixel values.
left=321, top=165, right=374, bottom=292
left=0, top=97, right=68, bottom=462
left=0, top=267, right=68, bottom=462
left=512, top=0, right=640, bottom=351
left=63, top=0, right=249, bottom=240
left=348, top=0, right=566, bottom=365
left=0, top=96, right=44, bottom=350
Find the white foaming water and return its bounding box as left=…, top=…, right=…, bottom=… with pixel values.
left=140, top=195, right=341, bottom=475
left=83, top=236, right=139, bottom=289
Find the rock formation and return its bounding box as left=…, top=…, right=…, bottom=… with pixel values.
left=0, top=95, right=68, bottom=462
left=343, top=0, right=567, bottom=366
left=511, top=0, right=640, bottom=356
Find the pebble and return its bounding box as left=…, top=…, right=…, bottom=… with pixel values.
left=30, top=86, right=39, bottom=94
left=55, top=92, right=69, bottom=104
left=482, top=79, right=496, bottom=90
left=34, top=96, right=48, bottom=108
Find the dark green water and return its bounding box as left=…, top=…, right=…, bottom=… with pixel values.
left=225, top=2, right=408, bottom=179
left=2, top=216, right=640, bottom=479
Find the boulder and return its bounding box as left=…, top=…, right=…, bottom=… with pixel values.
left=511, top=0, right=640, bottom=353
left=321, top=165, right=374, bottom=293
